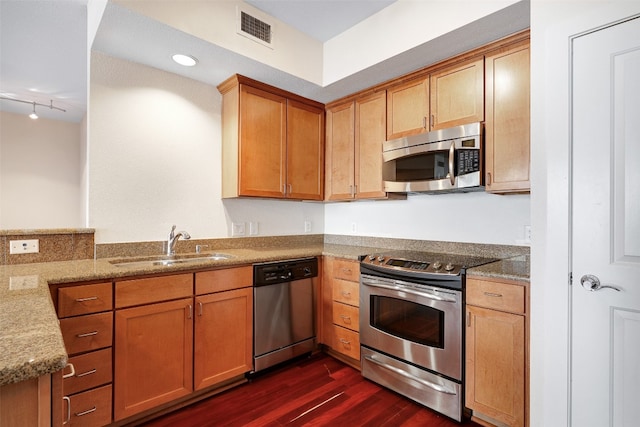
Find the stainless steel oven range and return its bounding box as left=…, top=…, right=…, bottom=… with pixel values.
left=359, top=251, right=496, bottom=421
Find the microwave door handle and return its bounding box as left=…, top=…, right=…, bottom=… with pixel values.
left=362, top=279, right=457, bottom=303
left=448, top=141, right=455, bottom=186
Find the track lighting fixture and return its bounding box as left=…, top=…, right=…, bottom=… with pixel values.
left=29, top=102, right=38, bottom=120
left=0, top=96, right=66, bottom=119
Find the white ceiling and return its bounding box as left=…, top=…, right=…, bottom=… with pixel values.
left=0, top=0, right=529, bottom=123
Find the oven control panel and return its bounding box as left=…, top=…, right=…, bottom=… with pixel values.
left=362, top=254, right=461, bottom=276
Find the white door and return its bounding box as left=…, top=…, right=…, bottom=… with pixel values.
left=572, top=16, right=640, bottom=427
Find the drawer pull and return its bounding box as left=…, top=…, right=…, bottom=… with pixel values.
left=484, top=292, right=503, bottom=298
left=342, top=268, right=352, bottom=274
left=76, top=331, right=98, bottom=338
left=75, top=406, right=97, bottom=417
left=76, top=368, right=97, bottom=378
left=341, top=291, right=351, bottom=297
left=75, top=296, right=98, bottom=302
left=340, top=315, right=351, bottom=322
left=339, top=338, right=351, bottom=345
left=62, top=363, right=76, bottom=379
left=63, top=396, right=71, bottom=425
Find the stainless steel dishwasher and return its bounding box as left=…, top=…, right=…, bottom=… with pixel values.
left=252, top=257, right=318, bottom=372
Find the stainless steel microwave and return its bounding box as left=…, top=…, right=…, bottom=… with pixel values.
left=382, top=122, right=483, bottom=193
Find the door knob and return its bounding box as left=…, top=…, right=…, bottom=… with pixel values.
left=580, top=274, right=621, bottom=292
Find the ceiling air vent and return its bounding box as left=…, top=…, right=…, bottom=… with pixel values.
left=237, top=8, right=274, bottom=48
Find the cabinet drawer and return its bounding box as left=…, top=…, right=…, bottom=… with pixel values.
left=332, top=302, right=359, bottom=332
left=63, top=348, right=112, bottom=396
left=466, top=277, right=525, bottom=314
left=115, top=274, right=192, bottom=308
left=333, top=325, right=360, bottom=360
left=332, top=259, right=359, bottom=282
left=60, top=312, right=113, bottom=355
left=195, top=266, right=253, bottom=295
left=332, top=279, right=359, bottom=306
left=58, top=282, right=112, bottom=318
left=63, top=384, right=112, bottom=427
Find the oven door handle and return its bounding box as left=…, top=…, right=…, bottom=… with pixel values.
left=364, top=355, right=457, bottom=395
left=362, top=280, right=457, bottom=303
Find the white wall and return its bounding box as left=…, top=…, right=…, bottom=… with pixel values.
left=88, top=52, right=324, bottom=243
left=0, top=111, right=83, bottom=228
left=324, top=192, right=530, bottom=245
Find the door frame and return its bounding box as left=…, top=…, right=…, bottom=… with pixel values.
left=530, top=2, right=640, bottom=426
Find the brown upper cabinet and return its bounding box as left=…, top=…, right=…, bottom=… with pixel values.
left=430, top=57, right=484, bottom=130
left=386, top=57, right=484, bottom=140
left=386, top=77, right=429, bottom=140
left=325, top=91, right=391, bottom=201
left=484, top=40, right=531, bottom=193
left=218, top=75, right=325, bottom=200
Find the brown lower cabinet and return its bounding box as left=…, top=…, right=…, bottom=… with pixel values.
left=49, top=266, right=254, bottom=426
left=465, top=276, right=529, bottom=427
left=51, top=281, right=113, bottom=427
left=321, top=256, right=361, bottom=367
left=114, top=297, right=194, bottom=420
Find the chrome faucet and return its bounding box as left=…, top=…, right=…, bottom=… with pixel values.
left=166, top=225, right=191, bottom=256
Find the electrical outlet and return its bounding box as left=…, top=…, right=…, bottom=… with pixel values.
left=9, top=239, right=39, bottom=254
left=304, top=221, right=312, bottom=233
left=351, top=222, right=357, bottom=234
left=249, top=221, right=259, bottom=235
left=524, top=225, right=531, bottom=243
left=231, top=222, right=245, bottom=237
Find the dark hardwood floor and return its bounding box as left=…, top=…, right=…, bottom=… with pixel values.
left=141, top=353, right=482, bottom=427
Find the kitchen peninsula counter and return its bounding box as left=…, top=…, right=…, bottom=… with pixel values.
left=0, top=238, right=528, bottom=386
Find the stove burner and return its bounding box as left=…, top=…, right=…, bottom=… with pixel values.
left=360, top=251, right=497, bottom=277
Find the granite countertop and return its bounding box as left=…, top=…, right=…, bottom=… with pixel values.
left=466, top=255, right=530, bottom=282
left=0, top=242, right=528, bottom=386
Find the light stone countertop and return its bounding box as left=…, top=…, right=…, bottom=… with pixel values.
left=0, top=242, right=528, bottom=386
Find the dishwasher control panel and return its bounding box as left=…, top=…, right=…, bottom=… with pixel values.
left=253, top=257, right=318, bottom=286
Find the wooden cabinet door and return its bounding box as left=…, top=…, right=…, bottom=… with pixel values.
left=386, top=77, right=429, bottom=140
left=114, top=298, right=193, bottom=421
left=466, top=305, right=525, bottom=427
left=239, top=84, right=287, bottom=198
left=430, top=57, right=484, bottom=130
left=325, top=101, right=355, bottom=200
left=355, top=91, right=387, bottom=199
left=286, top=99, right=324, bottom=200
left=194, top=287, right=253, bottom=390
left=484, top=42, right=530, bottom=193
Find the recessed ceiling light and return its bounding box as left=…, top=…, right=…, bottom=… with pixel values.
left=172, top=54, right=198, bottom=67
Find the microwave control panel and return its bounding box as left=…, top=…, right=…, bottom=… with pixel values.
left=457, top=149, right=480, bottom=175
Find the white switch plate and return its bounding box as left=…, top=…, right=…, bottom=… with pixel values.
left=524, top=225, right=532, bottom=243
left=249, top=221, right=259, bottom=235
left=9, top=239, right=39, bottom=254
left=304, top=221, right=312, bottom=233
left=232, top=222, right=245, bottom=236
left=350, top=222, right=357, bottom=234
left=9, top=275, right=39, bottom=290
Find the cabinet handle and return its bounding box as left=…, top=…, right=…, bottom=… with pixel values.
left=288, top=184, right=293, bottom=195
left=342, top=268, right=352, bottom=274
left=467, top=312, right=471, bottom=327
left=341, top=291, right=351, bottom=297
left=339, top=338, right=351, bottom=345
left=353, top=184, right=357, bottom=196
left=76, top=368, right=97, bottom=378
left=75, top=296, right=98, bottom=302
left=487, top=172, right=492, bottom=186
left=76, top=331, right=98, bottom=338
left=423, top=116, right=427, bottom=129
left=187, top=304, right=193, bottom=319
left=483, top=292, right=503, bottom=298
left=340, top=315, right=351, bottom=323
left=198, top=302, right=203, bottom=316
left=63, top=396, right=71, bottom=425
left=75, top=407, right=97, bottom=417
left=62, top=363, right=75, bottom=379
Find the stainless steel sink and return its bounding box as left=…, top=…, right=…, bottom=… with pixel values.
left=110, top=253, right=233, bottom=267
